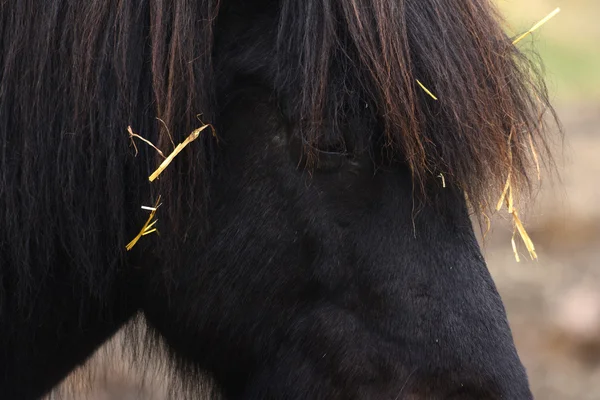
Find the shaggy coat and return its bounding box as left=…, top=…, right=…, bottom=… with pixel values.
left=0, top=0, right=556, bottom=398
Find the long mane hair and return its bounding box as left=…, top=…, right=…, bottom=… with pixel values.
left=278, top=0, right=557, bottom=196
left=0, top=1, right=556, bottom=311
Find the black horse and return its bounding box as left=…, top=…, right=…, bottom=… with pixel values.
left=0, top=0, right=556, bottom=398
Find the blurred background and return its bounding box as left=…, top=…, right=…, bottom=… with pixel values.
left=48, top=1, right=600, bottom=399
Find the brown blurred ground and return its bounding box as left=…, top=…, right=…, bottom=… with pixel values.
left=47, top=2, right=600, bottom=399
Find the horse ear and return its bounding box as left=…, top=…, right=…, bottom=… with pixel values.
left=277, top=0, right=559, bottom=208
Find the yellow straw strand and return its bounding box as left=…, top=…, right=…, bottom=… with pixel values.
left=512, top=8, right=561, bottom=45
left=513, top=210, right=537, bottom=260
left=126, top=211, right=156, bottom=250
left=496, top=174, right=512, bottom=211
left=438, top=173, right=446, bottom=188
left=507, top=185, right=514, bottom=214
left=127, top=126, right=166, bottom=158
left=126, top=196, right=161, bottom=251
left=149, top=125, right=210, bottom=182
left=511, top=230, right=521, bottom=263
left=416, top=80, right=438, bottom=100
left=144, top=219, right=159, bottom=231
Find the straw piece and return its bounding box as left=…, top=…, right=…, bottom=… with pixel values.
left=507, top=184, right=514, bottom=214
left=496, top=174, right=512, bottom=211
left=511, top=230, right=521, bottom=263
left=126, top=196, right=161, bottom=251
left=416, top=79, right=438, bottom=100
left=512, top=8, right=561, bottom=45
left=144, top=219, right=159, bottom=231
left=497, top=178, right=538, bottom=261
left=513, top=210, right=537, bottom=260
left=127, top=126, right=166, bottom=158
left=148, top=124, right=210, bottom=182
left=438, top=173, right=446, bottom=188
left=494, top=124, right=537, bottom=261
left=497, top=180, right=538, bottom=261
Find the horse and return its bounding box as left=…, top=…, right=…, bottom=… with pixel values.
left=0, top=0, right=557, bottom=398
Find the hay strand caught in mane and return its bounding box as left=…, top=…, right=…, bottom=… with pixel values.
left=416, top=80, right=438, bottom=101
left=148, top=124, right=212, bottom=182
left=512, top=8, right=561, bottom=45
left=487, top=6, right=561, bottom=262
left=418, top=8, right=560, bottom=105
left=438, top=173, right=446, bottom=188
left=514, top=210, right=537, bottom=259
left=511, top=231, right=521, bottom=263
left=128, top=126, right=166, bottom=158
left=494, top=129, right=537, bottom=261
left=125, top=115, right=216, bottom=251
left=126, top=196, right=162, bottom=251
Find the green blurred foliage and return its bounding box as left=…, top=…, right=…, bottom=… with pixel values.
left=497, top=0, right=600, bottom=102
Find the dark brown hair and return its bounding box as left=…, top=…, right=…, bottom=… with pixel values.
left=277, top=0, right=557, bottom=206
left=0, top=0, right=557, bottom=309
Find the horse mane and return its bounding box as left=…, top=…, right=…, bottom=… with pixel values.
left=0, top=0, right=220, bottom=313
left=0, top=0, right=556, bottom=312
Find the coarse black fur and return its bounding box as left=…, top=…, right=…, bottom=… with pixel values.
left=0, top=0, right=557, bottom=398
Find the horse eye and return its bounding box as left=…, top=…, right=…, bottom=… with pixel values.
left=289, top=135, right=350, bottom=172
left=312, top=148, right=350, bottom=172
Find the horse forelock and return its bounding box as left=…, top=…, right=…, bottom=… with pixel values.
left=276, top=0, right=558, bottom=208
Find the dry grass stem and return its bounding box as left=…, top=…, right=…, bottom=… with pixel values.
left=148, top=124, right=211, bottom=182
left=511, top=230, right=521, bottom=263
left=494, top=126, right=538, bottom=261
left=438, top=173, right=446, bottom=188
left=497, top=181, right=538, bottom=261
left=512, top=7, right=561, bottom=45
left=507, top=185, right=515, bottom=214
left=513, top=209, right=537, bottom=260
left=126, top=196, right=162, bottom=251
left=495, top=6, right=562, bottom=260
left=127, top=126, right=166, bottom=158
left=416, top=79, right=438, bottom=100
left=496, top=174, right=512, bottom=211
